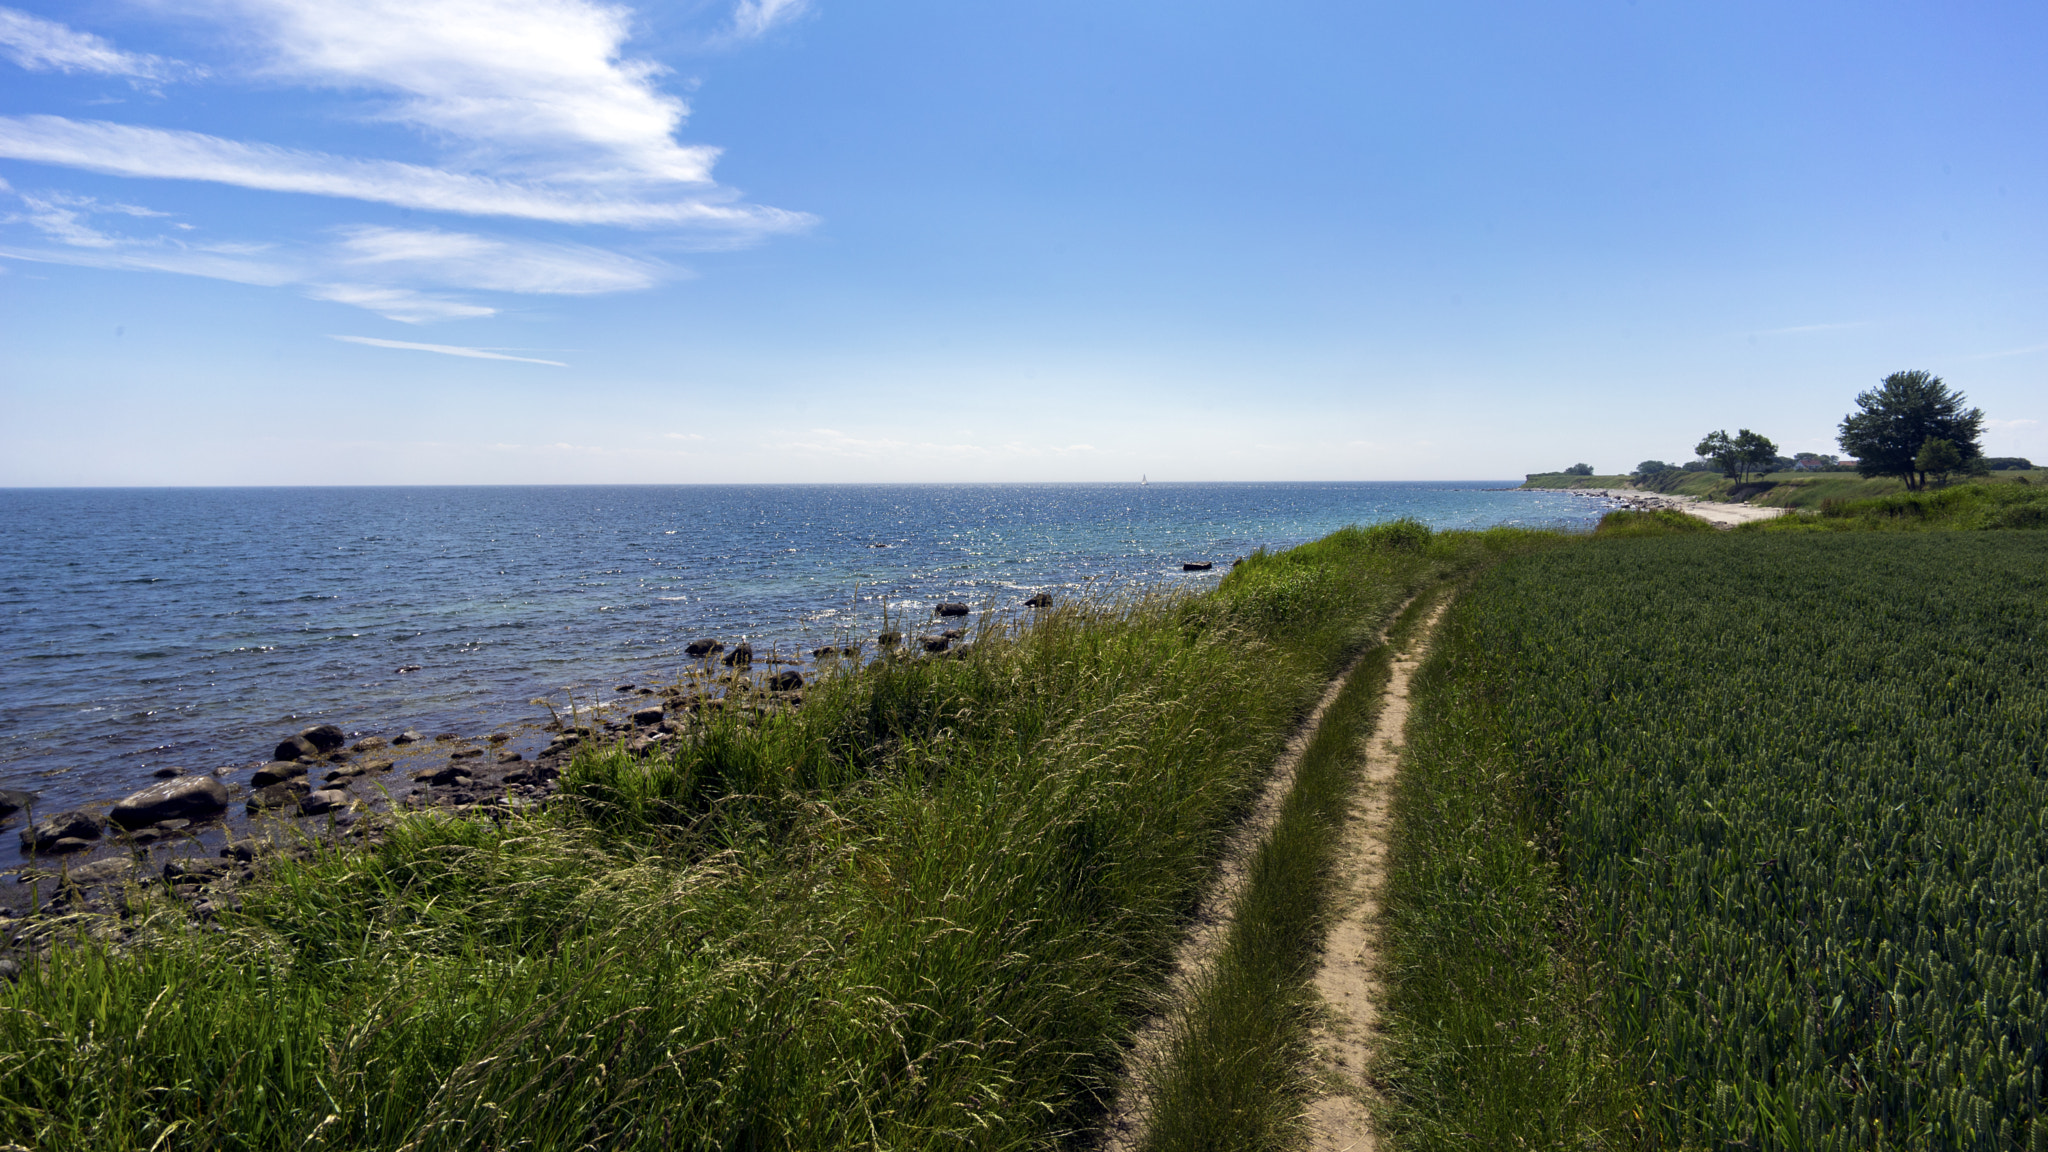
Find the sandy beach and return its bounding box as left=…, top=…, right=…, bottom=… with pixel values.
left=1562, top=486, right=1789, bottom=527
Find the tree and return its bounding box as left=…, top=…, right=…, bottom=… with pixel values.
left=1563, top=463, right=1594, bottom=476
left=1837, top=370, right=1984, bottom=491
left=1634, top=459, right=1678, bottom=477
left=1694, top=429, right=1779, bottom=483
left=1915, top=437, right=1964, bottom=487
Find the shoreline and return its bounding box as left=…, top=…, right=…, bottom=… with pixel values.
left=1556, top=486, right=1789, bottom=527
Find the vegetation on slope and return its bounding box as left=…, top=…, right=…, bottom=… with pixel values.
left=0, top=522, right=1511, bottom=1151
left=1379, top=532, right=2048, bottom=1150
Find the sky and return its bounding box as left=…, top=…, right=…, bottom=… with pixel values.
left=1, top=0, right=2043, bottom=484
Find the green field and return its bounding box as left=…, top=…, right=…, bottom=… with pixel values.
left=1381, top=532, right=2048, bottom=1150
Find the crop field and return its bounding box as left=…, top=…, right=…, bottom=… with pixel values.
left=1384, top=532, right=2048, bottom=1150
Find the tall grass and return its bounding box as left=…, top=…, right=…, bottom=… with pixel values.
left=0, top=522, right=1502, bottom=1151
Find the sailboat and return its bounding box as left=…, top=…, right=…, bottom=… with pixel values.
left=1141, top=474, right=1147, bottom=487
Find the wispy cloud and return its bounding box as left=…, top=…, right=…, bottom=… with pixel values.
left=729, top=0, right=809, bottom=40
left=0, top=6, right=191, bottom=81
left=308, top=285, right=496, bottom=322
left=330, top=334, right=567, bottom=366
left=0, top=116, right=807, bottom=230
left=334, top=226, right=663, bottom=294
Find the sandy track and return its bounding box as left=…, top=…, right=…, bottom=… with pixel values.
left=1302, top=596, right=1452, bottom=1152
left=1099, top=599, right=1420, bottom=1152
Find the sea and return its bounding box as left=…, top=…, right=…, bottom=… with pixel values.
left=0, top=483, right=1605, bottom=819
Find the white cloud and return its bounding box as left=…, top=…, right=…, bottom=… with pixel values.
left=0, top=116, right=809, bottom=230
left=216, top=0, right=713, bottom=184
left=729, top=0, right=808, bottom=39
left=0, top=6, right=189, bottom=80
left=307, top=284, right=496, bottom=322
left=334, top=225, right=662, bottom=294
left=330, top=334, right=566, bottom=365
left=0, top=239, right=298, bottom=285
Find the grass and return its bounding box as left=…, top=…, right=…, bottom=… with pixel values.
left=1139, top=584, right=1456, bottom=1152
left=0, top=520, right=1517, bottom=1151
left=1376, top=531, right=2048, bottom=1150
left=1592, top=508, right=1716, bottom=537
left=1743, top=479, right=2048, bottom=532
left=1519, top=474, right=1632, bottom=490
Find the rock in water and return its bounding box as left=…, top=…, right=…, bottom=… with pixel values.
left=247, top=780, right=310, bottom=812
left=392, top=730, right=423, bottom=745
left=251, top=762, right=309, bottom=788
left=722, top=643, right=753, bottom=667
left=274, top=734, right=319, bottom=761
left=0, top=788, right=33, bottom=817
left=934, top=602, right=970, bottom=617
left=109, top=777, right=229, bottom=829
left=1024, top=593, right=1053, bottom=607
left=300, top=790, right=350, bottom=816
left=19, top=810, right=102, bottom=853
left=921, top=636, right=951, bottom=653
left=686, top=639, right=724, bottom=658
left=1182, top=561, right=1214, bottom=571
left=299, top=724, right=346, bottom=753
left=630, top=705, right=665, bottom=725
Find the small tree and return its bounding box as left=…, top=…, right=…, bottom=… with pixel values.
left=1563, top=463, right=1594, bottom=476
left=1838, top=370, right=1984, bottom=491
left=1915, top=437, right=1964, bottom=486
left=1696, top=430, right=1740, bottom=480
left=1634, top=459, right=1678, bottom=477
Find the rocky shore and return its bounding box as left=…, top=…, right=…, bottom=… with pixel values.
left=0, top=593, right=1096, bottom=972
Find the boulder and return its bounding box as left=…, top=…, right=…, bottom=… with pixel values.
left=326, top=765, right=368, bottom=782
left=1182, top=561, right=1214, bottom=571
left=935, top=603, right=970, bottom=617
left=449, top=746, right=485, bottom=760
left=151, top=766, right=183, bottom=779
left=19, top=810, right=101, bottom=853
left=0, top=959, right=19, bottom=982
left=0, top=788, right=33, bottom=817
left=631, top=705, right=665, bottom=725
left=299, top=724, right=346, bottom=752
left=392, top=730, right=423, bottom=745
left=1024, top=593, right=1054, bottom=608
left=47, top=838, right=93, bottom=854
left=300, top=790, right=350, bottom=816
left=274, top=734, right=319, bottom=761
left=411, top=765, right=472, bottom=786
left=614, top=683, right=635, bottom=692
left=246, top=780, right=310, bottom=812
left=394, top=664, right=423, bottom=673
left=251, top=762, right=308, bottom=788
left=921, top=636, right=952, bottom=653
left=108, top=776, right=229, bottom=829
left=812, top=645, right=839, bottom=657
left=877, top=631, right=902, bottom=648
left=722, top=643, right=754, bottom=667
left=940, top=628, right=965, bottom=641
left=767, top=670, right=803, bottom=691
left=352, top=736, right=388, bottom=752
left=64, top=858, right=143, bottom=886
left=686, top=639, right=724, bottom=658
left=496, top=751, right=523, bottom=764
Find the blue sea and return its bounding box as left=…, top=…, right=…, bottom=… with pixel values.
left=0, top=483, right=1602, bottom=817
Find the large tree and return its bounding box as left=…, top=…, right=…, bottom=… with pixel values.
left=1838, top=371, right=1984, bottom=491
left=1694, top=428, right=1779, bottom=483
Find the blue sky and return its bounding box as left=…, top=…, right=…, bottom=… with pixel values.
left=2, top=0, right=2043, bottom=484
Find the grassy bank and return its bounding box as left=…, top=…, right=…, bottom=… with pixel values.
left=1378, top=532, right=2048, bottom=1149
left=0, top=522, right=1511, bottom=1151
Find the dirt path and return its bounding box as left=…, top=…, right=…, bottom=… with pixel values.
left=1098, top=599, right=1422, bottom=1152
left=1303, top=597, right=1452, bottom=1152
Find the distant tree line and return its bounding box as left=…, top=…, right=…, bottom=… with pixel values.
left=1615, top=371, right=2026, bottom=491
